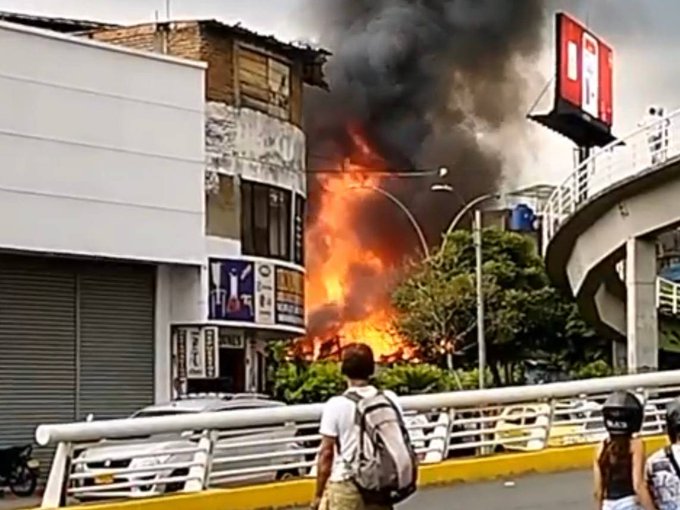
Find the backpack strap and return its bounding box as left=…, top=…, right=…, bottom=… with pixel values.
left=666, top=446, right=680, bottom=478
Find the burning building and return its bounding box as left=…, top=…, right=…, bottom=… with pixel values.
left=300, top=0, right=548, bottom=360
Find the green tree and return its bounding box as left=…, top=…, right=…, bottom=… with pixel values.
left=392, top=228, right=605, bottom=385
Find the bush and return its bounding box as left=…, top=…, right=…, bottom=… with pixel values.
left=270, top=360, right=493, bottom=404
left=571, top=360, right=617, bottom=379
left=272, top=361, right=345, bottom=405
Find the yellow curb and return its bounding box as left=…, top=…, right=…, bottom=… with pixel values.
left=39, top=435, right=668, bottom=510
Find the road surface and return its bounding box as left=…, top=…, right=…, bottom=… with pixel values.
left=2, top=470, right=592, bottom=510
left=403, top=470, right=590, bottom=510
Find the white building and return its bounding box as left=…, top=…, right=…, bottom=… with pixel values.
left=0, top=16, right=328, bottom=451
left=0, top=21, right=205, bottom=451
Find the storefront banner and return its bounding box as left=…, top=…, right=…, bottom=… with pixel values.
left=209, top=259, right=255, bottom=322
left=202, top=326, right=220, bottom=379
left=186, top=327, right=205, bottom=378
left=255, top=262, right=275, bottom=325
left=176, top=328, right=187, bottom=380
left=275, top=267, right=305, bottom=327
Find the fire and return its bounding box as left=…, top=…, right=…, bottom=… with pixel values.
left=302, top=130, right=415, bottom=361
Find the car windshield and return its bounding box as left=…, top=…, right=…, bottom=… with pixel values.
left=130, top=409, right=196, bottom=418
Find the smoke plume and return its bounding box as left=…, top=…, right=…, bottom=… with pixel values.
left=303, top=0, right=549, bottom=340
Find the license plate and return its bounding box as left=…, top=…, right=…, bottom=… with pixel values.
left=94, top=474, right=114, bottom=485
left=27, top=459, right=39, bottom=469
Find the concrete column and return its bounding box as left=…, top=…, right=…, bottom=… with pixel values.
left=626, top=237, right=658, bottom=372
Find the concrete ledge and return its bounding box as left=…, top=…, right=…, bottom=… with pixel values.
left=42, top=436, right=667, bottom=510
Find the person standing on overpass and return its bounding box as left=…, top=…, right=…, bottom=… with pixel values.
left=645, top=398, right=680, bottom=509
left=311, top=343, right=417, bottom=510
left=593, top=391, right=656, bottom=510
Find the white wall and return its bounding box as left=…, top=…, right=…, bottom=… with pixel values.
left=205, top=102, right=306, bottom=196
left=0, top=22, right=207, bottom=264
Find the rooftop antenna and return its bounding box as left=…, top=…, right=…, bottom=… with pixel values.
left=165, top=0, right=171, bottom=21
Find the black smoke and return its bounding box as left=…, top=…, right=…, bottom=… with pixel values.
left=303, top=0, right=549, bottom=339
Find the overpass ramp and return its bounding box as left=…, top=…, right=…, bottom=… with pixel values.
left=543, top=111, right=680, bottom=369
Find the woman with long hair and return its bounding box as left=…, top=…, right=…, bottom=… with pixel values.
left=593, top=390, right=656, bottom=510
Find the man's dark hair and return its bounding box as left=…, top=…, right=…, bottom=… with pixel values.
left=341, top=343, right=375, bottom=380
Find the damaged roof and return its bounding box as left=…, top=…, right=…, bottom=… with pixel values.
left=0, top=10, right=119, bottom=33
left=196, top=19, right=330, bottom=89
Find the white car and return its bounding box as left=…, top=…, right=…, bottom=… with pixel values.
left=71, top=396, right=304, bottom=500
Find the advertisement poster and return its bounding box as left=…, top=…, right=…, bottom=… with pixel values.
left=293, top=194, right=305, bottom=266
left=581, top=32, right=599, bottom=119
left=202, top=326, right=220, bottom=379
left=209, top=259, right=255, bottom=322
left=186, top=327, right=205, bottom=378
left=275, top=267, right=305, bottom=327
left=255, top=262, right=275, bottom=325
left=176, top=328, right=187, bottom=380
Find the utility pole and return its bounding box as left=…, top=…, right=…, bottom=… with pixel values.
left=474, top=209, right=486, bottom=389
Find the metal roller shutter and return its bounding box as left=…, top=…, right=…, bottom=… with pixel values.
left=78, top=264, right=155, bottom=420
left=0, top=257, right=76, bottom=466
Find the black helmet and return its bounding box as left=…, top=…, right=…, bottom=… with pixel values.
left=666, top=398, right=680, bottom=442
left=602, top=391, right=644, bottom=435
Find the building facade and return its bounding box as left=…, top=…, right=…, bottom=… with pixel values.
left=0, top=21, right=205, bottom=455
left=88, top=20, right=327, bottom=397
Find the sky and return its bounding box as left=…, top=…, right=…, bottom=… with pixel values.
left=0, top=0, right=679, bottom=187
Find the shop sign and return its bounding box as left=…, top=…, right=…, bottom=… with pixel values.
left=255, top=262, right=275, bottom=325
left=202, top=326, right=220, bottom=379
left=176, top=328, right=187, bottom=380
left=209, top=259, right=255, bottom=322
left=186, top=327, right=205, bottom=378
left=275, top=267, right=305, bottom=327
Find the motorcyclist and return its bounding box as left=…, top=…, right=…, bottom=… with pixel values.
left=646, top=397, right=680, bottom=509
left=594, top=391, right=656, bottom=510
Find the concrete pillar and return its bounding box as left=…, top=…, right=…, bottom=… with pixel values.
left=626, top=237, right=658, bottom=372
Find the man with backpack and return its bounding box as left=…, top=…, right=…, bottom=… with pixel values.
left=311, top=343, right=418, bottom=510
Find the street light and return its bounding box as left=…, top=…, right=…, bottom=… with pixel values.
left=431, top=189, right=500, bottom=390
left=347, top=184, right=430, bottom=258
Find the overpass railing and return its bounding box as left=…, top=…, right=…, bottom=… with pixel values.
left=36, top=370, right=680, bottom=508
left=541, top=108, right=680, bottom=314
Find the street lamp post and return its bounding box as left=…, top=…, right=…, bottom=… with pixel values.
left=432, top=191, right=500, bottom=390
left=473, top=209, right=486, bottom=389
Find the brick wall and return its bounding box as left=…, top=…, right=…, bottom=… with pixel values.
left=89, top=21, right=305, bottom=126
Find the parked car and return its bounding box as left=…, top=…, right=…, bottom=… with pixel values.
left=493, top=399, right=665, bottom=452
left=71, top=396, right=304, bottom=500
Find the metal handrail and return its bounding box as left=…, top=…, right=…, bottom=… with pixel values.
left=36, top=370, right=680, bottom=508
left=541, top=109, right=680, bottom=315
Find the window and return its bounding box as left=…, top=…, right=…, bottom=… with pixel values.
left=241, top=180, right=292, bottom=260
left=206, top=174, right=239, bottom=239
left=236, top=45, right=291, bottom=120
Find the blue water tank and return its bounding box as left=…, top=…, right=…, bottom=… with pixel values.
left=510, top=204, right=536, bottom=232
left=661, top=264, right=680, bottom=283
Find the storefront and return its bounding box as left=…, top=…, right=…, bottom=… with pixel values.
left=171, top=257, right=305, bottom=398
left=0, top=254, right=156, bottom=461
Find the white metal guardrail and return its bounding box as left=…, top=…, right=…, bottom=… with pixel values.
left=35, top=370, right=680, bottom=508
left=541, top=109, right=680, bottom=315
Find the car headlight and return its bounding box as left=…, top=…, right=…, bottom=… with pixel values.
left=130, top=455, right=170, bottom=470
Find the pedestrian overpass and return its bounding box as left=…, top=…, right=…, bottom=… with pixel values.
left=542, top=109, right=680, bottom=369
left=25, top=370, right=678, bottom=510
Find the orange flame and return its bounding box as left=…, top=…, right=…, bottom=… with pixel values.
left=303, top=130, right=414, bottom=361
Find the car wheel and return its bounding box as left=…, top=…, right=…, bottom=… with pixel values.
left=165, top=468, right=189, bottom=493
left=275, top=469, right=299, bottom=481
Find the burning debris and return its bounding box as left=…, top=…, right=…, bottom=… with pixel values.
left=301, top=0, right=548, bottom=359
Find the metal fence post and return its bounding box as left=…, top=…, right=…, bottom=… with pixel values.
left=184, top=430, right=215, bottom=492
left=41, top=442, right=73, bottom=509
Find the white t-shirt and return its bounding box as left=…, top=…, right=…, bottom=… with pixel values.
left=646, top=444, right=680, bottom=510
left=318, top=386, right=401, bottom=482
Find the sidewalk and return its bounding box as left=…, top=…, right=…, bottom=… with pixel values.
left=0, top=494, right=40, bottom=510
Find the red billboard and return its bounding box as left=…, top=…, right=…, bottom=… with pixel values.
left=556, top=12, right=613, bottom=127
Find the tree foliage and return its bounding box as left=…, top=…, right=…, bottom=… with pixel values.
left=392, top=228, right=607, bottom=385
